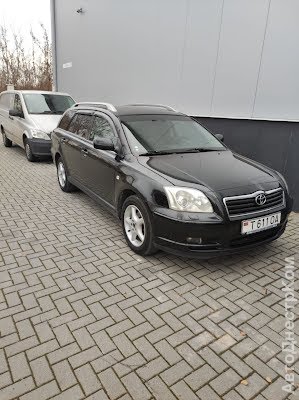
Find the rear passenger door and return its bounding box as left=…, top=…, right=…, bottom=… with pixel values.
left=60, top=112, right=93, bottom=184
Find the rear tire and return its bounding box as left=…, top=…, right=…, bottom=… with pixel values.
left=56, top=157, right=75, bottom=192
left=25, top=139, right=36, bottom=162
left=121, top=195, right=157, bottom=256
left=2, top=129, right=12, bottom=147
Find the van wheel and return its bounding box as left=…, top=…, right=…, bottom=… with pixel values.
left=121, top=195, right=157, bottom=256
left=2, top=129, right=12, bottom=147
left=25, top=139, right=36, bottom=162
left=56, top=157, right=75, bottom=192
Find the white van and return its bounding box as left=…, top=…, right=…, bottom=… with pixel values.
left=0, top=90, right=75, bottom=161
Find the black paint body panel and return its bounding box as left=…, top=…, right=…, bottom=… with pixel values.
left=197, top=116, right=299, bottom=211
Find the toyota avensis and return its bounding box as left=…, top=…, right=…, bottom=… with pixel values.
left=51, top=103, right=292, bottom=258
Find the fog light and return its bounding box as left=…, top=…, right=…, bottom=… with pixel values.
left=186, top=237, right=203, bottom=244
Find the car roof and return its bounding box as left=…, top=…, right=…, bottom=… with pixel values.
left=115, top=105, right=183, bottom=117
left=72, top=103, right=185, bottom=117
left=0, top=90, right=72, bottom=96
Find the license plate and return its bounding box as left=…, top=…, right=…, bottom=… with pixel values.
left=241, top=212, right=281, bottom=235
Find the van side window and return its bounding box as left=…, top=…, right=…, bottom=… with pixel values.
left=14, top=94, right=23, bottom=115
left=0, top=93, right=13, bottom=109
left=90, top=116, right=114, bottom=141
left=0, top=94, right=6, bottom=107
left=58, top=110, right=75, bottom=130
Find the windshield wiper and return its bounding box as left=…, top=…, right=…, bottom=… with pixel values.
left=36, top=111, right=60, bottom=115
left=139, top=148, right=223, bottom=156
left=182, top=148, right=223, bottom=153
left=139, top=150, right=179, bottom=156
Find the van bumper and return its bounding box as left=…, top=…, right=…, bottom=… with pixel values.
left=28, top=139, right=52, bottom=157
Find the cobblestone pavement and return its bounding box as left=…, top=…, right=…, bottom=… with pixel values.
left=0, top=143, right=298, bottom=400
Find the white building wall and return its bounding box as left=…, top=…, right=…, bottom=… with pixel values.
left=52, top=0, right=299, bottom=121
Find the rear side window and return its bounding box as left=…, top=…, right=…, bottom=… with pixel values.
left=68, top=113, right=93, bottom=140
left=58, top=110, right=75, bottom=130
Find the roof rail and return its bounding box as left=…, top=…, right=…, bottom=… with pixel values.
left=72, top=102, right=117, bottom=112
left=127, top=104, right=177, bottom=112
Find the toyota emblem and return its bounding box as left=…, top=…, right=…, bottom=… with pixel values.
left=255, top=193, right=267, bottom=206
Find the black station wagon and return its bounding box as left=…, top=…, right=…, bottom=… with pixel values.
left=51, top=103, right=292, bottom=258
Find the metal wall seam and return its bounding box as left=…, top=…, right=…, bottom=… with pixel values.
left=50, top=0, right=58, bottom=91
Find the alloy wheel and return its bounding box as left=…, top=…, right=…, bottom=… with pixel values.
left=124, top=204, right=145, bottom=247
left=58, top=161, right=66, bottom=187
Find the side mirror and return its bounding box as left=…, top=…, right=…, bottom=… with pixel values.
left=93, top=136, right=115, bottom=151
left=215, top=133, right=224, bottom=142
left=9, top=109, right=23, bottom=118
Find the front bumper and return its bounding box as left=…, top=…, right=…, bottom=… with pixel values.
left=152, top=204, right=292, bottom=259
left=28, top=139, right=52, bottom=157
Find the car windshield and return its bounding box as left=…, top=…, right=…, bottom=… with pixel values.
left=121, top=115, right=225, bottom=155
left=23, top=94, right=75, bottom=115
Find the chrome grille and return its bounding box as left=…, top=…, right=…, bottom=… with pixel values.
left=224, top=188, right=284, bottom=218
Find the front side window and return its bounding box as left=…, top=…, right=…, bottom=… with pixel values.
left=68, top=113, right=93, bottom=140
left=121, top=115, right=225, bottom=154
left=90, top=116, right=114, bottom=141
left=14, top=94, right=23, bottom=114
left=23, top=93, right=75, bottom=115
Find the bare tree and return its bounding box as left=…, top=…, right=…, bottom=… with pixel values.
left=0, top=24, right=53, bottom=92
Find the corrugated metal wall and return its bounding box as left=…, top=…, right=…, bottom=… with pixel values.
left=197, top=117, right=299, bottom=211
left=53, top=0, right=299, bottom=121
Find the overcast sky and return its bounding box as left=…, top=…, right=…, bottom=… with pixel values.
left=0, top=0, right=51, bottom=43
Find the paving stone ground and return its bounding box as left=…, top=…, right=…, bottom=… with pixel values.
left=0, top=143, right=298, bottom=400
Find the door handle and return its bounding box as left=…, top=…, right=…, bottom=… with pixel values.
left=9, top=116, right=14, bottom=120
left=81, top=148, right=88, bottom=157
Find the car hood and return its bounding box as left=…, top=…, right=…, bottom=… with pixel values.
left=30, top=115, right=62, bottom=133
left=138, top=150, right=278, bottom=194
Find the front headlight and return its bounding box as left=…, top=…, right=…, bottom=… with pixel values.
left=277, top=172, right=289, bottom=193
left=164, top=186, right=213, bottom=213
left=31, top=129, right=50, bottom=140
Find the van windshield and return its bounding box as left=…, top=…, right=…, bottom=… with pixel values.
left=23, top=94, right=75, bottom=115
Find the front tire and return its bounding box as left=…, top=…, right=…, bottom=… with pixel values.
left=56, top=157, right=75, bottom=192
left=121, top=195, right=157, bottom=256
left=2, top=129, right=12, bottom=147
left=25, top=139, right=36, bottom=162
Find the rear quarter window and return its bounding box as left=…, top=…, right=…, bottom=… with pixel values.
left=58, top=110, right=75, bottom=130
left=68, top=114, right=80, bottom=134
